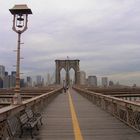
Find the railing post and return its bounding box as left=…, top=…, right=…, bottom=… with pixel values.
left=0, top=121, right=7, bottom=140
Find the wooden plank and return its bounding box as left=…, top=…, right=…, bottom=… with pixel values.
left=13, top=88, right=140, bottom=140
left=70, top=89, right=140, bottom=140
left=35, top=92, right=74, bottom=140
left=68, top=91, right=83, bottom=140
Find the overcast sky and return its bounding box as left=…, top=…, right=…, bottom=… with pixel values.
left=0, top=0, right=140, bottom=85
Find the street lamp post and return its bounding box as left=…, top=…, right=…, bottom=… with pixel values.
left=9, top=4, right=32, bottom=104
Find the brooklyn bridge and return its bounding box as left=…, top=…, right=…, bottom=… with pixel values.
left=0, top=59, right=140, bottom=140
left=1, top=2, right=140, bottom=140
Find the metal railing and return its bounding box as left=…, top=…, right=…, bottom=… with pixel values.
left=73, top=86, right=140, bottom=132
left=0, top=87, right=62, bottom=139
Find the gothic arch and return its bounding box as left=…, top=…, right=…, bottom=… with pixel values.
left=55, top=59, right=80, bottom=85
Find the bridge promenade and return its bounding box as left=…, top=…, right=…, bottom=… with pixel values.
left=0, top=87, right=140, bottom=139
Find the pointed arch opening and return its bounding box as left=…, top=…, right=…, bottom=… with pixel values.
left=69, top=68, right=75, bottom=86
left=60, top=68, right=66, bottom=85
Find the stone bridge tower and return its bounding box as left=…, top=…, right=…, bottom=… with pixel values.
left=55, top=59, right=80, bottom=85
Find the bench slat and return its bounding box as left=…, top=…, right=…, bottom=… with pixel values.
left=25, top=109, right=43, bottom=125
left=19, top=112, right=39, bottom=138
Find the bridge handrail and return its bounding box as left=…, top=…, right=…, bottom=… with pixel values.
left=74, top=87, right=140, bottom=108
left=73, top=86, right=140, bottom=132
left=0, top=87, right=62, bottom=122
left=0, top=87, right=63, bottom=139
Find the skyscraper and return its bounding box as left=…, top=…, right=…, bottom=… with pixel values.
left=3, top=72, right=16, bottom=89
left=0, top=65, right=5, bottom=79
left=36, top=75, right=42, bottom=87
left=88, top=76, right=97, bottom=86
left=102, top=77, right=108, bottom=87
left=27, top=76, right=32, bottom=87
left=79, top=71, right=86, bottom=85
left=5, top=71, right=8, bottom=76
left=10, top=71, right=16, bottom=88
left=0, top=77, right=3, bottom=88
left=47, top=73, right=51, bottom=85
left=3, top=75, right=10, bottom=88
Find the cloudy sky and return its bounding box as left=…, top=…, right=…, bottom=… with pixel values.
left=0, top=0, right=140, bottom=85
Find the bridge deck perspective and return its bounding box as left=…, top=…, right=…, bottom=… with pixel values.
left=18, top=88, right=140, bottom=140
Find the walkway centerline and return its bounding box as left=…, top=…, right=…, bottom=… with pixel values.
left=68, top=90, right=84, bottom=140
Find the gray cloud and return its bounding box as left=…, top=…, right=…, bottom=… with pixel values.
left=0, top=0, right=140, bottom=85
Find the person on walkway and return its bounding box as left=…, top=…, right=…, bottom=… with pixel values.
left=63, top=86, right=67, bottom=93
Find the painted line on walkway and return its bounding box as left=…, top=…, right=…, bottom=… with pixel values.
left=68, top=90, right=84, bottom=140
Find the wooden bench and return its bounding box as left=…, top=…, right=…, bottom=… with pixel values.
left=25, top=109, right=43, bottom=126
left=19, top=113, right=39, bottom=139
left=6, top=109, right=42, bottom=139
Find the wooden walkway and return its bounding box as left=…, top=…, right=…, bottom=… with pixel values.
left=18, top=89, right=140, bottom=140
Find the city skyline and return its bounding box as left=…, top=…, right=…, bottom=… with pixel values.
left=0, top=64, right=133, bottom=87
left=0, top=0, right=140, bottom=86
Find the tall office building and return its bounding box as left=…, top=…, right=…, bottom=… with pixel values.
left=3, top=75, right=10, bottom=88
left=0, top=65, right=5, bottom=79
left=102, top=77, right=108, bottom=87
left=20, top=79, right=25, bottom=88
left=3, top=72, right=16, bottom=89
left=36, top=75, right=42, bottom=87
left=47, top=73, right=51, bottom=85
left=10, top=71, right=16, bottom=88
left=27, top=76, right=32, bottom=87
left=5, top=71, right=8, bottom=76
left=79, top=71, right=86, bottom=85
left=11, top=71, right=16, bottom=76
left=0, top=77, right=3, bottom=88
left=109, top=80, right=114, bottom=87
left=42, top=78, right=44, bottom=87
left=88, top=76, right=97, bottom=86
